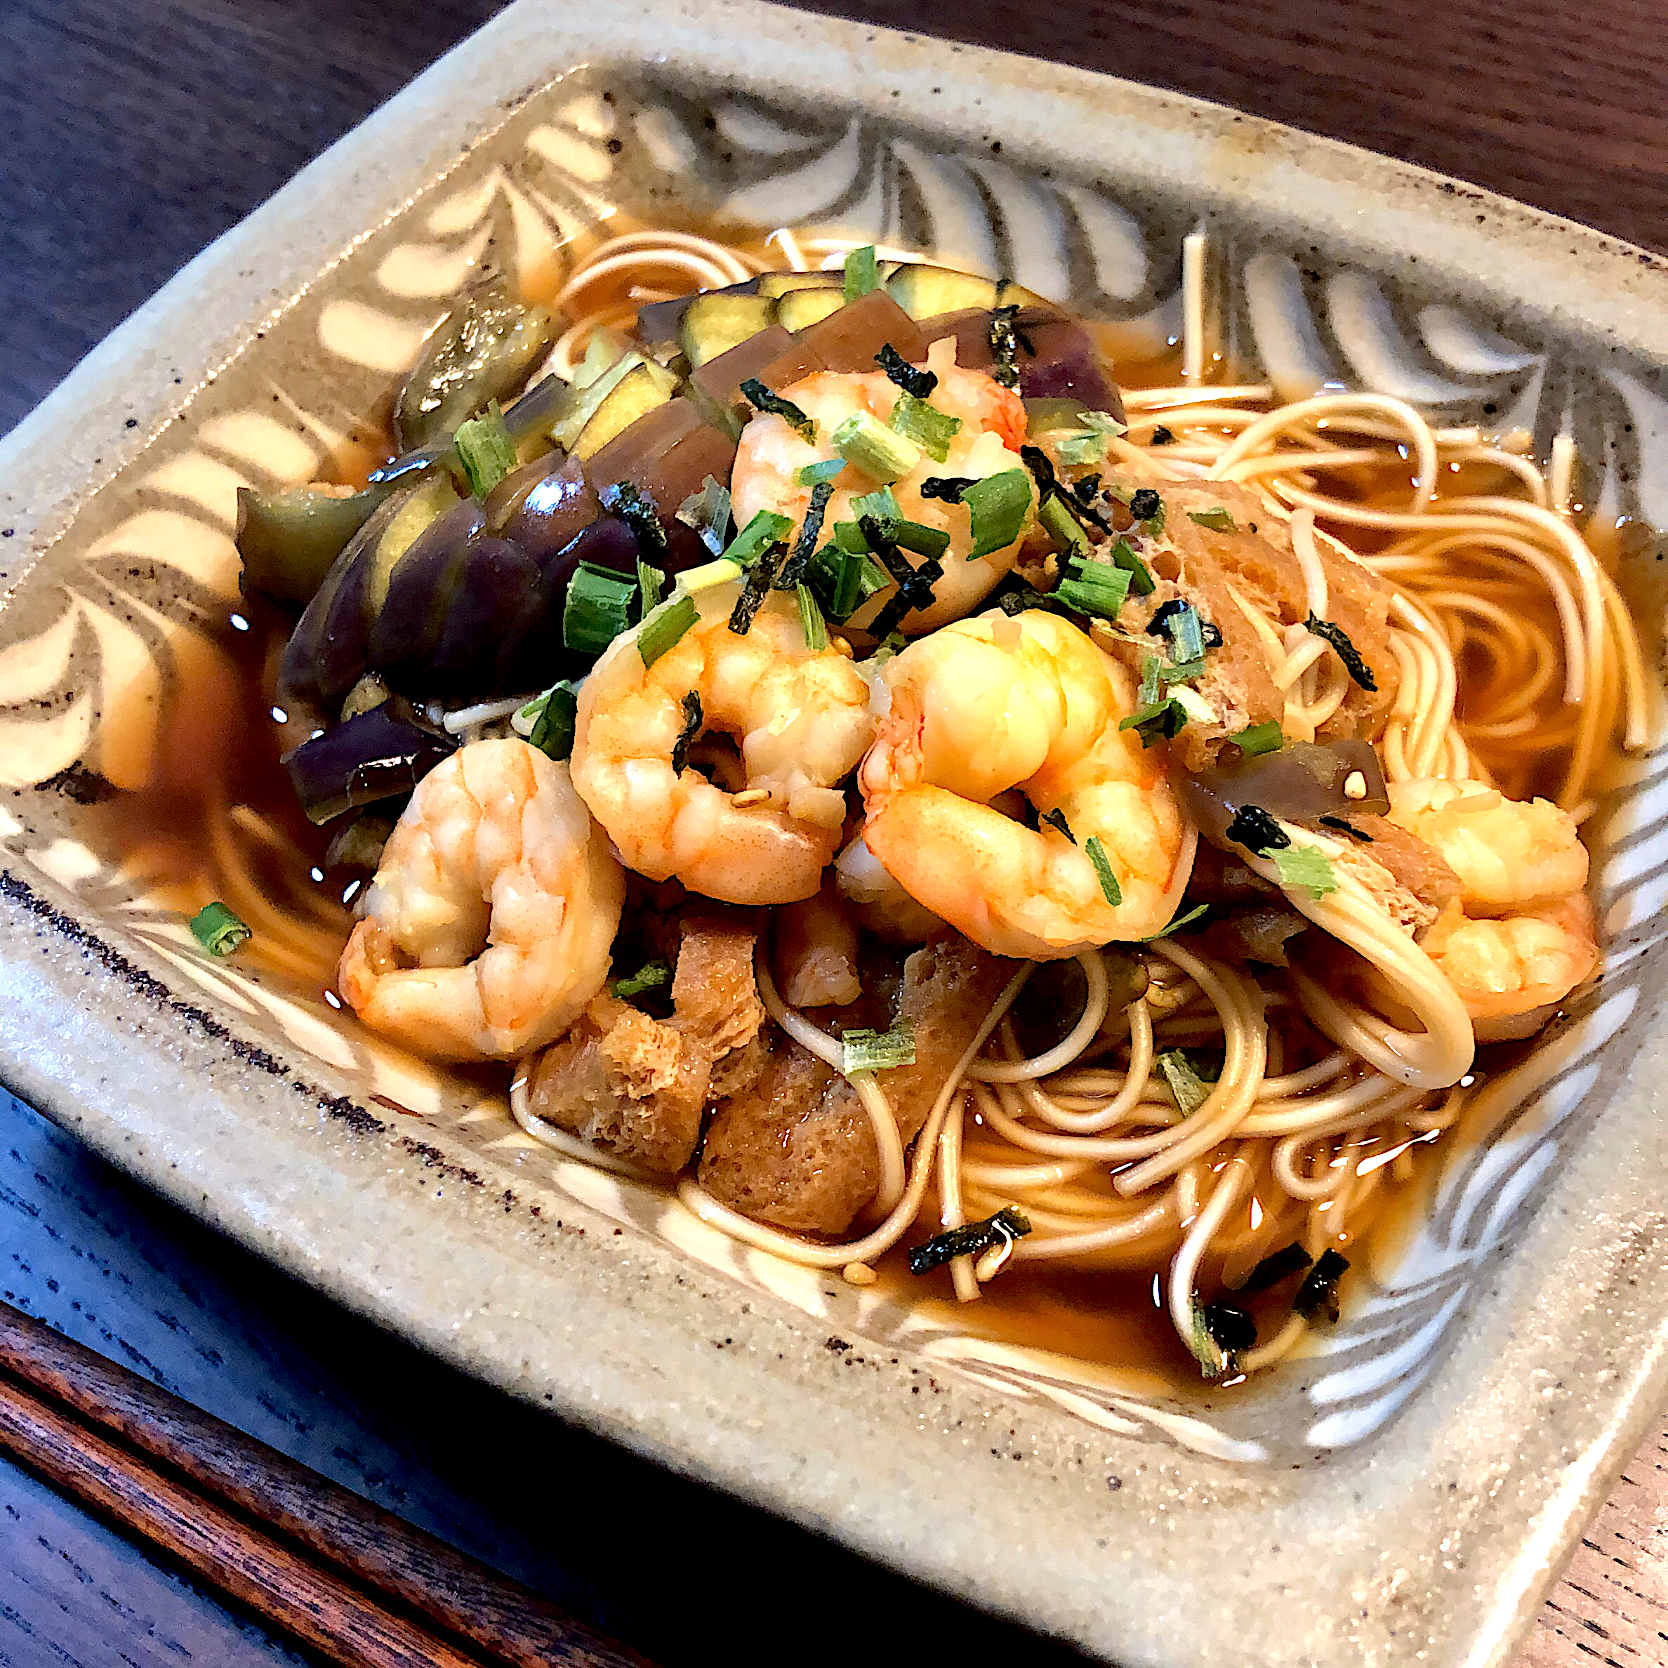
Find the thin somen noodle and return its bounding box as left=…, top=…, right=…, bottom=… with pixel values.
left=211, top=214, right=1653, bottom=1384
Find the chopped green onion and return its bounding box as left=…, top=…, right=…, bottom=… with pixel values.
left=1157, top=1048, right=1212, bottom=1115
left=1271, top=843, right=1340, bottom=899
left=809, top=544, right=888, bottom=622
left=841, top=1019, right=917, bottom=1076
left=833, top=410, right=920, bottom=482
left=1084, top=834, right=1123, bottom=907
left=453, top=401, right=516, bottom=500
left=962, top=468, right=1032, bottom=560
left=638, top=593, right=698, bottom=667
left=1039, top=806, right=1075, bottom=843
left=1160, top=657, right=1206, bottom=685
left=1304, top=613, right=1378, bottom=691
left=907, top=1206, right=1031, bottom=1275
left=796, top=583, right=829, bottom=651
left=889, top=394, right=962, bottom=462
left=609, top=958, right=672, bottom=999
left=740, top=378, right=815, bottom=441
left=563, top=561, right=638, bottom=656
left=831, top=519, right=869, bottom=555
left=868, top=631, right=909, bottom=664
left=1140, top=902, right=1210, bottom=941
left=1230, top=721, right=1284, bottom=757
left=1242, top=1242, right=1313, bottom=1293
left=676, top=556, right=746, bottom=594
left=1119, top=698, right=1188, bottom=746
left=1169, top=683, right=1215, bottom=724
left=893, top=520, right=951, bottom=560
left=1225, top=804, right=1289, bottom=855
left=1056, top=411, right=1127, bottom=466
left=1039, top=493, right=1090, bottom=560
left=190, top=901, right=250, bottom=957
left=671, top=690, right=702, bottom=774
left=1109, top=537, right=1155, bottom=596
left=1166, top=601, right=1206, bottom=664
left=850, top=485, right=902, bottom=530
left=1185, top=1298, right=1230, bottom=1379
left=636, top=556, right=665, bottom=617
left=1188, top=507, right=1238, bottom=532
left=1294, top=1248, right=1349, bottom=1323
left=720, top=509, right=792, bottom=568
left=796, top=458, right=846, bottom=486
left=844, top=244, right=880, bottom=302
left=875, top=341, right=935, bottom=398
left=601, top=479, right=667, bottom=558
left=1056, top=558, right=1132, bottom=622
left=528, top=682, right=579, bottom=760
left=675, top=475, right=732, bottom=555
left=1138, top=655, right=1161, bottom=708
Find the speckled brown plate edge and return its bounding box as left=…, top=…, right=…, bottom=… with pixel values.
left=2, top=5, right=1668, bottom=1665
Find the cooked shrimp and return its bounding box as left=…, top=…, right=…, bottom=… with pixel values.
left=859, top=610, right=1194, bottom=958
left=338, top=738, right=624, bottom=1060
left=570, top=582, right=872, bottom=904
left=730, top=346, right=1034, bottom=635
left=833, top=832, right=948, bottom=943
left=1423, top=894, right=1599, bottom=1041
left=1387, top=778, right=1587, bottom=915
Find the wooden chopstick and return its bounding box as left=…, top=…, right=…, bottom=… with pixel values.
left=0, top=1300, right=654, bottom=1668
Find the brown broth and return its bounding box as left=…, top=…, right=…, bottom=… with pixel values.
left=71, top=236, right=1635, bottom=1392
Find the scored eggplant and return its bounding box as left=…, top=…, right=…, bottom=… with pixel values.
left=394, top=275, right=553, bottom=453
left=283, top=699, right=457, bottom=825
left=236, top=480, right=393, bottom=605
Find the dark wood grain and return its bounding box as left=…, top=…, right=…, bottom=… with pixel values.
left=0, top=1302, right=649, bottom=1668
left=1, top=4, right=1664, bottom=1666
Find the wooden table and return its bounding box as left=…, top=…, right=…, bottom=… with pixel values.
left=1, top=2, right=1663, bottom=1663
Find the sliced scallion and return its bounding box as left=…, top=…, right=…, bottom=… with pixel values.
left=528, top=682, right=579, bottom=760
left=720, top=509, right=792, bottom=568
left=636, top=557, right=665, bottom=617
left=889, top=394, right=961, bottom=462
left=796, top=458, right=846, bottom=486
left=1109, top=537, right=1155, bottom=595
left=1157, top=1049, right=1212, bottom=1115
left=1271, top=843, right=1340, bottom=899
left=453, top=401, right=516, bottom=500
left=1039, top=493, right=1090, bottom=560
left=1083, top=834, right=1123, bottom=908
left=609, top=958, right=672, bottom=999
left=1230, top=721, right=1284, bottom=757
left=843, top=244, right=880, bottom=301
left=1119, top=698, right=1188, bottom=746
left=1188, top=506, right=1237, bottom=532
left=841, top=1019, right=917, bottom=1076
left=963, top=468, right=1032, bottom=560
left=833, top=411, right=920, bottom=482
left=563, top=562, right=638, bottom=656
left=190, top=901, right=250, bottom=957
left=638, top=593, right=698, bottom=667
left=1056, top=558, right=1131, bottom=622
left=796, top=583, right=829, bottom=651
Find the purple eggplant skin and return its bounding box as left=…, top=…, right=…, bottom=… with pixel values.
left=914, top=307, right=1126, bottom=421
left=487, top=452, right=602, bottom=562
left=367, top=497, right=487, bottom=689
left=428, top=536, right=546, bottom=694
left=582, top=399, right=739, bottom=570
left=1179, top=740, right=1390, bottom=855
left=283, top=701, right=457, bottom=826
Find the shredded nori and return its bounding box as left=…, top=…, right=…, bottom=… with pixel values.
left=1128, top=488, right=1163, bottom=522
left=1294, top=1248, right=1349, bottom=1323
left=987, top=304, right=1030, bottom=389
left=600, top=479, right=667, bottom=557
left=671, top=690, right=703, bottom=775
left=919, top=475, right=978, bottom=503
left=907, top=1206, right=1032, bottom=1275
left=1147, top=597, right=1225, bottom=652
left=859, top=514, right=941, bottom=642
left=739, top=377, right=815, bottom=441
left=1120, top=699, right=1188, bottom=747
left=727, top=542, right=784, bottom=635
left=875, top=341, right=936, bottom=398
left=1242, top=1242, right=1313, bottom=1293
left=1201, top=1301, right=1257, bottom=1354
left=775, top=480, right=833, bottom=591
left=1223, top=802, right=1291, bottom=856
left=1304, top=613, right=1378, bottom=692
left=1150, top=425, right=1175, bottom=445
left=1021, top=445, right=1113, bottom=536
left=1039, top=806, right=1076, bottom=843
left=1073, top=472, right=1102, bottom=504
left=1318, top=814, right=1374, bottom=842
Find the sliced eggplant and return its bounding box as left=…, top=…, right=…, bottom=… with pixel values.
left=774, top=288, right=846, bottom=332
left=796, top=289, right=930, bottom=371
left=757, top=272, right=842, bottom=299
left=582, top=398, right=739, bottom=569
left=681, top=293, right=778, bottom=367
left=915, top=307, right=1125, bottom=420
left=571, top=360, right=679, bottom=460
left=368, top=496, right=486, bottom=688
left=1180, top=740, right=1391, bottom=855
left=284, top=700, right=456, bottom=825
left=636, top=275, right=761, bottom=348
left=488, top=453, right=603, bottom=560
left=550, top=350, right=648, bottom=451
left=236, top=481, right=392, bottom=605
left=887, top=263, right=999, bottom=319
left=690, top=324, right=823, bottom=416
left=394, top=275, right=553, bottom=452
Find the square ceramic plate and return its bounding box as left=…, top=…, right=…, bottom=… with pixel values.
left=2, top=3, right=1667, bottom=1662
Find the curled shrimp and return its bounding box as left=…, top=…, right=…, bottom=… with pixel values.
left=1387, top=778, right=1588, bottom=914
left=338, top=738, right=624, bottom=1060
left=570, top=582, right=872, bottom=904
left=859, top=609, right=1195, bottom=958
left=730, top=346, right=1034, bottom=635
left=1423, top=895, right=1599, bottom=1041
left=1387, top=777, right=1597, bottom=1036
